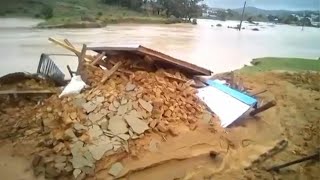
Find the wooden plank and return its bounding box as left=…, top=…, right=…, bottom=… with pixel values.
left=267, top=152, right=320, bottom=172
left=91, top=52, right=106, bottom=66
left=66, top=65, right=74, bottom=78
left=118, top=69, right=134, bottom=75
left=0, top=90, right=55, bottom=95
left=49, top=37, right=79, bottom=55
left=138, top=46, right=212, bottom=76
left=250, top=100, right=276, bottom=116
left=64, top=39, right=75, bottom=48
left=77, top=44, right=87, bottom=74
left=88, top=45, right=212, bottom=76
left=48, top=38, right=93, bottom=62
left=251, top=89, right=267, bottom=96
left=163, top=72, right=187, bottom=83
left=101, top=61, right=123, bottom=83
left=79, top=44, right=87, bottom=62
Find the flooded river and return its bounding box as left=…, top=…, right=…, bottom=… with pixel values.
left=0, top=18, right=319, bottom=77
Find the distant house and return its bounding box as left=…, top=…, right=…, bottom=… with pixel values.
left=202, top=12, right=209, bottom=17
left=291, top=14, right=303, bottom=20
left=311, top=14, right=318, bottom=19
left=311, top=22, right=320, bottom=27
left=202, top=8, right=218, bottom=18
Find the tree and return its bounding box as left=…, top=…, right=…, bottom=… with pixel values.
left=103, top=0, right=204, bottom=19
left=226, top=9, right=234, bottom=17
left=158, top=0, right=203, bottom=19
left=185, top=0, right=203, bottom=20
left=41, top=5, right=53, bottom=19
left=247, top=16, right=254, bottom=23
left=103, top=0, right=143, bottom=11
left=148, top=0, right=162, bottom=15
left=201, top=4, right=209, bottom=12
left=281, top=14, right=298, bottom=24
left=299, top=17, right=312, bottom=26
left=216, top=10, right=227, bottom=21
left=267, top=15, right=278, bottom=22
left=312, top=16, right=320, bottom=22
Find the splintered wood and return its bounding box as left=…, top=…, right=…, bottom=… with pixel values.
left=91, top=52, right=106, bottom=66
left=48, top=38, right=93, bottom=62
left=77, top=44, right=87, bottom=74
left=101, top=61, right=123, bottom=83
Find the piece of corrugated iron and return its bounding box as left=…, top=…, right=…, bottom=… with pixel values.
left=87, top=45, right=212, bottom=76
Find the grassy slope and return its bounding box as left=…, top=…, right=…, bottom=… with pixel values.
left=0, top=0, right=168, bottom=26
left=239, top=57, right=320, bottom=73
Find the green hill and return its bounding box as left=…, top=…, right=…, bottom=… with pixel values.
left=0, top=0, right=171, bottom=27
left=232, top=6, right=317, bottom=17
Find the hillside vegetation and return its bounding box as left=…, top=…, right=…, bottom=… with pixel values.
left=0, top=0, right=171, bottom=27
left=240, top=57, right=320, bottom=73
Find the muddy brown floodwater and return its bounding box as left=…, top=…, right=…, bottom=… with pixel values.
left=0, top=18, right=320, bottom=77
left=0, top=18, right=319, bottom=180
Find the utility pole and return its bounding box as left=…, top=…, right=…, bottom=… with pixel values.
left=302, top=11, right=305, bottom=31
left=239, top=1, right=247, bottom=31
left=318, top=0, right=320, bottom=28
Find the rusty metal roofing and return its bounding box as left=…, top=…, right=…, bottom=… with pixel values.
left=87, top=45, right=212, bottom=76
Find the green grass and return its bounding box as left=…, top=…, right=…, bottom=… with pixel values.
left=0, top=0, right=173, bottom=27
left=239, top=57, right=320, bottom=73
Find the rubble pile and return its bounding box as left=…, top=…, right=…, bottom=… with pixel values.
left=0, top=73, right=56, bottom=139
left=0, top=72, right=55, bottom=90
left=27, top=54, right=206, bottom=179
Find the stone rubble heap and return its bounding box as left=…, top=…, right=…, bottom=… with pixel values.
left=28, top=55, right=206, bottom=179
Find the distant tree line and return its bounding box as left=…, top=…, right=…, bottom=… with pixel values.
left=207, top=8, right=318, bottom=27
left=103, top=0, right=143, bottom=11
left=267, top=14, right=314, bottom=26
left=102, top=0, right=203, bottom=20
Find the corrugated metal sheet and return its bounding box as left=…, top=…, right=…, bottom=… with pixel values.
left=197, top=86, right=252, bottom=128
left=87, top=45, right=212, bottom=76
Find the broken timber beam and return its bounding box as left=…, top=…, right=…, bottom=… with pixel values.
left=76, top=44, right=87, bottom=74
left=163, top=72, right=187, bottom=83
left=101, top=61, right=123, bottom=83
left=250, top=100, right=276, bottom=116
left=91, top=52, right=106, bottom=66
left=251, top=89, right=267, bottom=96
left=267, top=152, right=320, bottom=172
left=48, top=38, right=93, bottom=62
left=0, top=90, right=55, bottom=95
left=66, top=65, right=74, bottom=78
left=64, top=39, right=75, bottom=48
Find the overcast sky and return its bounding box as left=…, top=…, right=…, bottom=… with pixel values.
left=204, top=0, right=320, bottom=10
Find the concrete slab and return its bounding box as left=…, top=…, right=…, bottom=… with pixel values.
left=109, top=162, right=124, bottom=177
left=108, top=116, right=128, bottom=135
left=124, top=111, right=149, bottom=134
left=138, top=99, right=153, bottom=112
